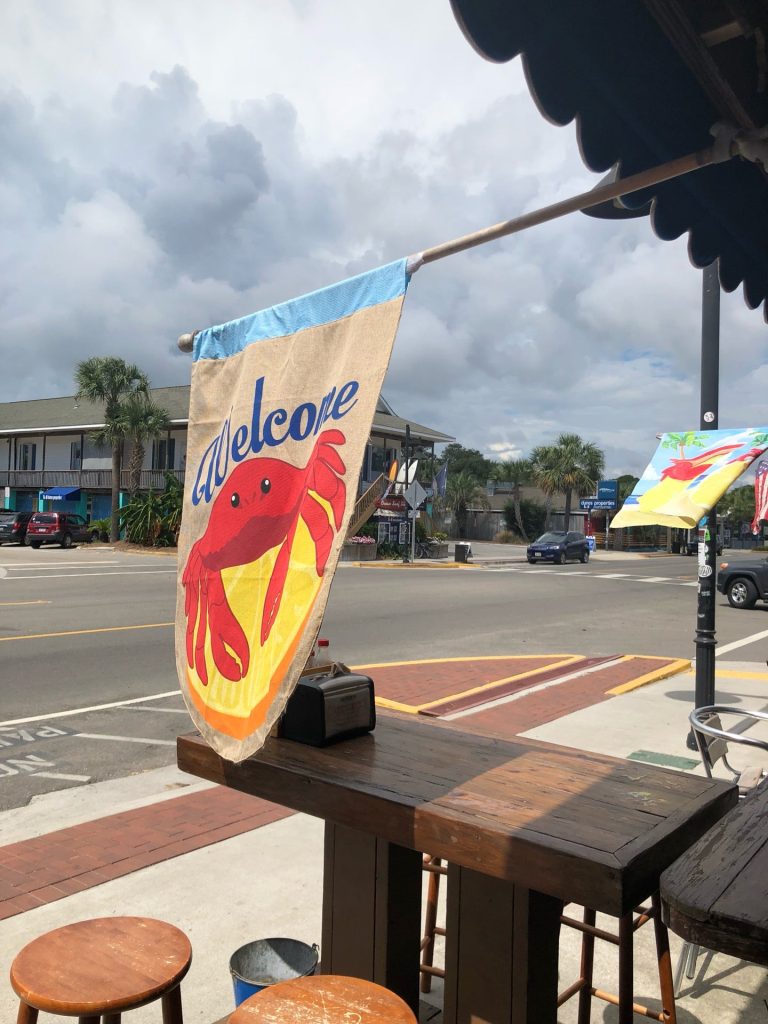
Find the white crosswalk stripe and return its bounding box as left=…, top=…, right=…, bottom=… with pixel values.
left=479, top=565, right=697, bottom=588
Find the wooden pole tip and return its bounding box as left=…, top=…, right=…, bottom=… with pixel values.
left=178, top=331, right=197, bottom=353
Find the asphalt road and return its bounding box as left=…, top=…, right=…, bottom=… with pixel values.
left=1, top=542, right=767, bottom=811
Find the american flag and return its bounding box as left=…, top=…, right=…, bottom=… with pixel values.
left=752, top=460, right=768, bottom=534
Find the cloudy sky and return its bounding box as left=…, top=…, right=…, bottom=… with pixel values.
left=2, top=0, right=767, bottom=476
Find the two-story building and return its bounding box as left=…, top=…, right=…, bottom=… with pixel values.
left=0, top=387, right=453, bottom=527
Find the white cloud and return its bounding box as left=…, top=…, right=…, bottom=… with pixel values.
left=0, top=0, right=765, bottom=479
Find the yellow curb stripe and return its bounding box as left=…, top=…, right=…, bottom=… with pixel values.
left=375, top=696, right=422, bottom=714
left=0, top=622, right=173, bottom=642
left=606, top=657, right=691, bottom=695
left=356, top=654, right=576, bottom=670
left=708, top=669, right=768, bottom=680
left=416, top=656, right=584, bottom=712
left=372, top=655, right=584, bottom=713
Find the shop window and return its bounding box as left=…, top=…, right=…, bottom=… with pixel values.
left=152, top=438, right=175, bottom=470
left=370, top=446, right=395, bottom=475
left=19, top=443, right=36, bottom=471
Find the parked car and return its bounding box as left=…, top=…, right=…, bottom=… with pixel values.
left=716, top=558, right=768, bottom=609
left=0, top=510, right=32, bottom=545
left=25, top=512, right=94, bottom=549
left=527, top=530, right=590, bottom=565
left=681, top=528, right=723, bottom=556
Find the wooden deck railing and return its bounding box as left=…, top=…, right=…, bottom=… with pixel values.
left=346, top=474, right=388, bottom=538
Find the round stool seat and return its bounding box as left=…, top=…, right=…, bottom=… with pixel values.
left=11, top=917, right=192, bottom=1016
left=230, top=975, right=417, bottom=1024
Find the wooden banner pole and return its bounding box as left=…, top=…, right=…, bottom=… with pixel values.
left=178, top=142, right=730, bottom=352
left=419, top=144, right=723, bottom=265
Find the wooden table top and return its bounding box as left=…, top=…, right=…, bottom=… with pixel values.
left=178, top=713, right=736, bottom=916
left=661, top=780, right=768, bottom=965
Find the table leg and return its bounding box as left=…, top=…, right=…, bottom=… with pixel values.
left=444, top=864, right=563, bottom=1024
left=320, top=822, right=421, bottom=1013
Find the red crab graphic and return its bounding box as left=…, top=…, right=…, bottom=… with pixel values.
left=183, top=429, right=346, bottom=686
left=660, top=444, right=764, bottom=482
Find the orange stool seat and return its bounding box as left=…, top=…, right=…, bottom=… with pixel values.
left=11, top=917, right=191, bottom=1024
left=229, top=975, right=417, bottom=1024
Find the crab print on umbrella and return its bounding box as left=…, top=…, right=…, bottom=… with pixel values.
left=182, top=429, right=346, bottom=686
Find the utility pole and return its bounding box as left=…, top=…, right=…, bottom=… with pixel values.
left=688, top=261, right=720, bottom=746
left=402, top=424, right=411, bottom=563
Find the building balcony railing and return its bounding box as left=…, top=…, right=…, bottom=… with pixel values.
left=0, top=469, right=186, bottom=491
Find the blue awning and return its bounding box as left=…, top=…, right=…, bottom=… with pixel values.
left=41, top=487, right=81, bottom=501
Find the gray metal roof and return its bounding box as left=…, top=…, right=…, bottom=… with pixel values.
left=0, top=387, right=454, bottom=444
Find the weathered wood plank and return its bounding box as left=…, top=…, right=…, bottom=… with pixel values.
left=661, top=782, right=768, bottom=966
left=178, top=713, right=735, bottom=916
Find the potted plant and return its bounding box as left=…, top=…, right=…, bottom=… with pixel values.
left=341, top=534, right=378, bottom=561
left=427, top=531, right=449, bottom=558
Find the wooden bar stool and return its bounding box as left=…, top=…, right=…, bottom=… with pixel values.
left=419, top=854, right=446, bottom=993
left=229, top=975, right=417, bottom=1023
left=11, top=917, right=192, bottom=1024
left=420, top=859, right=676, bottom=1024
left=558, top=895, right=677, bottom=1024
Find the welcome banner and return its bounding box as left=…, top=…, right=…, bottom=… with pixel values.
left=610, top=428, right=768, bottom=530
left=176, top=260, right=410, bottom=761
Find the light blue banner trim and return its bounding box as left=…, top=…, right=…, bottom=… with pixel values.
left=194, top=259, right=410, bottom=362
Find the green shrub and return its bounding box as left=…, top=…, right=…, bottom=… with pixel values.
left=89, top=517, right=110, bottom=542
left=120, top=472, right=183, bottom=547
left=493, top=530, right=517, bottom=544
left=376, top=540, right=402, bottom=560
left=503, top=498, right=546, bottom=540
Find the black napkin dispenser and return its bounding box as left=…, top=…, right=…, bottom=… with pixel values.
left=279, top=665, right=376, bottom=746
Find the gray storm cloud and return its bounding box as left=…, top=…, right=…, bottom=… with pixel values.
left=1, top=59, right=765, bottom=477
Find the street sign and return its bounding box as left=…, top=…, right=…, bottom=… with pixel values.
left=580, top=498, right=616, bottom=510
left=403, top=480, right=428, bottom=509
left=376, top=494, right=409, bottom=513
left=597, top=480, right=618, bottom=504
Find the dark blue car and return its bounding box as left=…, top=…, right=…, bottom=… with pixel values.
left=527, top=530, right=590, bottom=565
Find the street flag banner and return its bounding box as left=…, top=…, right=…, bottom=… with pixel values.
left=610, top=429, right=768, bottom=530
left=752, top=459, right=768, bottom=534
left=176, top=260, right=411, bottom=761
left=434, top=463, right=448, bottom=497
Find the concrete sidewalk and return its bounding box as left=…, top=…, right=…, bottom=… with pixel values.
left=1, top=658, right=766, bottom=1024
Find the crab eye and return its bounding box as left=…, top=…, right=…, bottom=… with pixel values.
left=230, top=492, right=240, bottom=508
left=261, top=478, right=271, bottom=494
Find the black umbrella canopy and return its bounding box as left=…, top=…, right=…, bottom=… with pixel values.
left=450, top=0, right=768, bottom=318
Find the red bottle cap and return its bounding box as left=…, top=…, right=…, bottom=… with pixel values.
left=318, top=638, right=330, bottom=647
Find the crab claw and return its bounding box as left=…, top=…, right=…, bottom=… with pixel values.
left=208, top=571, right=250, bottom=679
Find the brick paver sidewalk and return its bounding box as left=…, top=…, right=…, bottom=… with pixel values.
left=0, top=787, right=290, bottom=921
left=0, top=653, right=686, bottom=923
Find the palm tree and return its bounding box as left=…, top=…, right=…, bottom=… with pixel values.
left=529, top=444, right=559, bottom=529
left=494, top=459, right=533, bottom=540
left=531, top=435, right=605, bottom=530
left=118, top=394, right=172, bottom=496
left=74, top=358, right=150, bottom=541
left=445, top=469, right=489, bottom=539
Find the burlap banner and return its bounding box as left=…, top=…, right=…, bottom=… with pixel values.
left=176, top=260, right=410, bottom=761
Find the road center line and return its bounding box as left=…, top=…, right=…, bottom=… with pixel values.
left=0, top=600, right=51, bottom=607
left=0, top=622, right=173, bottom=643
left=4, top=561, right=121, bottom=569
left=75, top=733, right=177, bottom=746
left=5, top=570, right=176, bottom=580
left=0, top=690, right=181, bottom=728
